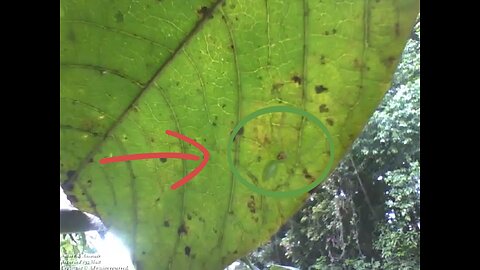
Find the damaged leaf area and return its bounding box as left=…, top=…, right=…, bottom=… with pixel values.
left=60, top=0, right=419, bottom=269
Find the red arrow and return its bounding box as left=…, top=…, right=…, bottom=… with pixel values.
left=99, top=130, right=210, bottom=190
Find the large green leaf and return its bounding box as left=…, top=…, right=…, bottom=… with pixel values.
left=60, top=0, right=419, bottom=269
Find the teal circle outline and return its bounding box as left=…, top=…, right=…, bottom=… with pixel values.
left=226, top=106, right=335, bottom=198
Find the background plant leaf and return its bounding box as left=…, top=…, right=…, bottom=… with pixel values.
left=60, top=0, right=419, bottom=269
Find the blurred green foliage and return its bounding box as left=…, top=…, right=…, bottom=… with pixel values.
left=243, top=18, right=420, bottom=270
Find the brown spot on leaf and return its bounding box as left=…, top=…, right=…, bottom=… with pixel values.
left=185, top=246, right=191, bottom=256
left=319, top=104, right=329, bottom=113
left=315, top=85, right=328, bottom=94
left=197, top=6, right=213, bottom=19
left=326, top=118, right=334, bottom=126
left=292, top=75, right=302, bottom=85
left=277, top=152, right=287, bottom=160
left=395, top=22, right=400, bottom=37
left=303, top=168, right=314, bottom=181
left=178, top=223, right=188, bottom=236
left=247, top=196, right=256, bottom=214
left=238, top=126, right=244, bottom=136
left=197, top=6, right=208, bottom=16
left=163, top=220, right=170, bottom=227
